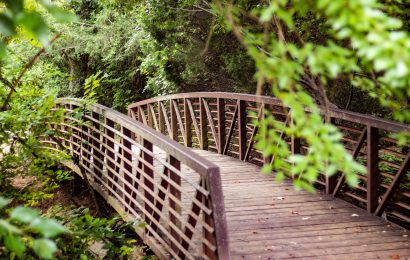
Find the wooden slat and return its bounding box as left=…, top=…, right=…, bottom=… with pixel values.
left=200, top=98, right=208, bottom=150
left=187, top=99, right=201, bottom=147
left=375, top=152, right=410, bottom=216
left=238, top=100, right=247, bottom=161
left=159, top=101, right=172, bottom=138
left=223, top=101, right=239, bottom=155
left=217, top=98, right=225, bottom=154
left=333, top=127, right=367, bottom=196
left=202, top=98, right=219, bottom=150
left=184, top=98, right=192, bottom=147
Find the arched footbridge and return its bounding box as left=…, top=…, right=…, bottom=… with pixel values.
left=43, top=92, right=409, bottom=259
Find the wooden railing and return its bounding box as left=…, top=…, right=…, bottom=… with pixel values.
left=42, top=99, right=230, bottom=260
left=128, top=92, right=410, bottom=225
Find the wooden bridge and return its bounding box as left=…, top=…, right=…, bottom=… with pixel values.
left=43, top=92, right=409, bottom=259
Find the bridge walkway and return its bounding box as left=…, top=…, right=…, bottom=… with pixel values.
left=158, top=149, right=410, bottom=259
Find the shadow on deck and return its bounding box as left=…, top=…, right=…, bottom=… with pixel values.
left=192, top=150, right=409, bottom=259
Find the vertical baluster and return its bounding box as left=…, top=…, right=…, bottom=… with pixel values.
left=238, top=100, right=247, bottom=160
left=92, top=112, right=103, bottom=184
left=158, top=102, right=165, bottom=134
left=123, top=126, right=133, bottom=210
left=326, top=117, right=337, bottom=194
left=147, top=105, right=154, bottom=129
left=171, top=100, right=178, bottom=141
left=200, top=98, right=208, bottom=150
left=217, top=98, right=225, bottom=154
left=202, top=178, right=217, bottom=259
left=142, top=139, right=154, bottom=234
left=168, top=155, right=181, bottom=253
left=367, top=126, right=379, bottom=213
left=81, top=111, right=91, bottom=171
left=105, top=117, right=116, bottom=194
left=184, top=98, right=192, bottom=147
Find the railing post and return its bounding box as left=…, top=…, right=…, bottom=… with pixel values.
left=123, top=126, right=133, bottom=209
left=142, top=139, right=154, bottom=234
left=105, top=117, right=116, bottom=194
left=158, top=101, right=165, bottom=134
left=168, top=155, right=181, bottom=253
left=70, top=104, right=80, bottom=162
left=170, top=100, right=178, bottom=141
left=367, top=126, right=379, bottom=213
left=184, top=98, right=192, bottom=147
left=217, top=98, right=225, bottom=154
left=200, top=98, right=208, bottom=150
left=147, top=105, right=154, bottom=129
left=92, top=112, right=103, bottom=183
left=238, top=100, right=247, bottom=160
left=326, top=117, right=337, bottom=194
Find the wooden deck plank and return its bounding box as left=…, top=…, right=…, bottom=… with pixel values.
left=189, top=150, right=410, bottom=259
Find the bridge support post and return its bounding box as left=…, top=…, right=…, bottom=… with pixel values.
left=122, top=127, right=133, bottom=210
left=105, top=118, right=117, bottom=194
left=92, top=112, right=103, bottom=183
left=217, top=98, right=225, bottom=154
left=184, top=98, right=192, bottom=147
left=141, top=139, right=154, bottom=234
left=238, top=100, right=247, bottom=160
left=326, top=117, right=337, bottom=194
left=200, top=98, right=208, bottom=150
left=170, top=100, right=178, bottom=141
left=367, top=126, right=379, bottom=213
left=158, top=101, right=165, bottom=134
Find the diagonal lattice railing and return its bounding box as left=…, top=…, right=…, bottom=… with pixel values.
left=42, top=98, right=230, bottom=260
left=128, top=92, right=410, bottom=227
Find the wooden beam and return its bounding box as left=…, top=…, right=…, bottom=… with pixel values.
left=244, top=104, right=264, bottom=161
left=187, top=99, right=201, bottom=147
left=217, top=98, right=225, bottom=154
left=375, top=152, right=410, bottom=216
left=367, top=126, right=379, bottom=213
left=170, top=100, right=178, bottom=141
left=202, top=98, right=219, bottom=150
left=333, top=127, right=367, bottom=196
left=200, top=98, right=208, bottom=150
left=184, top=98, right=192, bottom=147
left=238, top=100, right=247, bottom=160
left=172, top=100, right=186, bottom=144
left=223, top=102, right=239, bottom=155
left=159, top=101, right=172, bottom=138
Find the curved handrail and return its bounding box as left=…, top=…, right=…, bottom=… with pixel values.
left=44, top=98, right=230, bottom=260
left=128, top=92, right=410, bottom=226
left=129, top=92, right=410, bottom=133
left=62, top=98, right=218, bottom=174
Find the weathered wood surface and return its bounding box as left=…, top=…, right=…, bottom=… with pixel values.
left=192, top=150, right=410, bottom=259
left=129, top=92, right=410, bottom=227
left=44, top=97, right=410, bottom=260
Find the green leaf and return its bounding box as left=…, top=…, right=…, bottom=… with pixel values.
left=4, top=0, right=24, bottom=14
left=0, top=220, right=21, bottom=235
left=0, top=13, right=16, bottom=36
left=44, top=5, right=78, bottom=23
left=29, top=218, right=66, bottom=238
left=10, top=206, right=40, bottom=223
left=0, top=41, right=6, bottom=58
left=33, top=239, right=57, bottom=259
left=4, top=235, right=26, bottom=257
left=15, top=12, right=49, bottom=45
left=0, top=197, right=12, bottom=209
